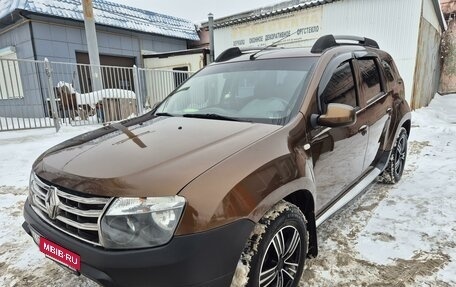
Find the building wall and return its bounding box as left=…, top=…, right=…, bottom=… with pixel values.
left=0, top=22, right=45, bottom=118
left=423, top=0, right=442, bottom=31
left=410, top=0, right=443, bottom=108
left=31, top=20, right=187, bottom=65
left=214, top=6, right=324, bottom=53
left=0, top=22, right=34, bottom=60
left=440, top=19, right=456, bottom=93
left=213, top=0, right=428, bottom=105
left=412, top=17, right=442, bottom=108
left=30, top=19, right=188, bottom=94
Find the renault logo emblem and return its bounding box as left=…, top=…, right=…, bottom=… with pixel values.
left=45, top=186, right=60, bottom=220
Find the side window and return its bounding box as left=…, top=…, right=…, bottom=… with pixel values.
left=358, top=59, right=382, bottom=102
left=320, top=61, right=357, bottom=109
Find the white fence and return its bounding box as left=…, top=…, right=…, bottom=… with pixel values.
left=0, top=58, right=192, bottom=131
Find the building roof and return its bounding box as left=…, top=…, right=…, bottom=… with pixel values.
left=211, top=0, right=340, bottom=28
left=210, top=0, right=446, bottom=31
left=0, top=0, right=199, bottom=40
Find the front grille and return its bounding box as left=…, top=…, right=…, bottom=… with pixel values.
left=29, top=174, right=112, bottom=246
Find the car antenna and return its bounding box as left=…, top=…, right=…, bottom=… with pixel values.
left=250, top=29, right=299, bottom=60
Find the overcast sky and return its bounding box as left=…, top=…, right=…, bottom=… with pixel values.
left=108, top=0, right=283, bottom=24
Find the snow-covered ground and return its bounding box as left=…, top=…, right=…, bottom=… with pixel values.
left=0, top=94, right=455, bottom=286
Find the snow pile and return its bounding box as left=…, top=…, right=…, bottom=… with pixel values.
left=57, top=81, right=136, bottom=107
left=76, top=89, right=136, bottom=106
left=231, top=262, right=250, bottom=287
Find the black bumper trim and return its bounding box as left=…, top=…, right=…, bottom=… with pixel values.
left=23, top=199, right=254, bottom=287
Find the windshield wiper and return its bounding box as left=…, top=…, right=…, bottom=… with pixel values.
left=182, top=113, right=248, bottom=122
left=155, top=112, right=174, bottom=117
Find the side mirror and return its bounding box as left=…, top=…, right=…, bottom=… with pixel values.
left=311, top=103, right=356, bottom=128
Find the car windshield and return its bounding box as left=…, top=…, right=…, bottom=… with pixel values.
left=155, top=57, right=317, bottom=125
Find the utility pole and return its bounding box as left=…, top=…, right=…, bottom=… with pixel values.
left=208, top=13, right=215, bottom=63
left=82, top=0, right=103, bottom=91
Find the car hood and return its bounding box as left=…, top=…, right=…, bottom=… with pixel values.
left=34, top=116, right=280, bottom=197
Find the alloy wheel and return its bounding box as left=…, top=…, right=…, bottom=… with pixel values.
left=394, top=136, right=407, bottom=176
left=259, top=225, right=302, bottom=287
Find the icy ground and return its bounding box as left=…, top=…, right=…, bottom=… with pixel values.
left=1, top=94, right=455, bottom=286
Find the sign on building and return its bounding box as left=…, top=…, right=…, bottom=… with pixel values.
left=225, top=6, right=322, bottom=49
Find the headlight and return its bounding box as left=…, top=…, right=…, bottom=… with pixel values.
left=100, top=196, right=185, bottom=249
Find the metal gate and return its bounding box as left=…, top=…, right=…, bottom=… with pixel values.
left=0, top=57, right=192, bottom=132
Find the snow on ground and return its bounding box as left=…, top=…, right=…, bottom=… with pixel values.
left=0, top=125, right=97, bottom=187
left=0, top=94, right=455, bottom=286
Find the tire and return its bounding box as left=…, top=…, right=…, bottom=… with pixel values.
left=231, top=201, right=308, bottom=287
left=379, top=127, right=408, bottom=184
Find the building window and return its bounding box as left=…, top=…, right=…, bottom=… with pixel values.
left=0, top=46, right=24, bottom=100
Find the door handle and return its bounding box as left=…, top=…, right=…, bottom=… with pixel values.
left=386, top=107, right=392, bottom=115
left=358, top=125, right=368, bottom=136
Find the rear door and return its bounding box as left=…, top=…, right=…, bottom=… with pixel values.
left=310, top=58, right=369, bottom=212
left=355, top=56, right=393, bottom=169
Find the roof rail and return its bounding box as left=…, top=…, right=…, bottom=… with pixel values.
left=215, top=47, right=243, bottom=62
left=215, top=46, right=283, bottom=62
left=311, top=35, right=379, bottom=53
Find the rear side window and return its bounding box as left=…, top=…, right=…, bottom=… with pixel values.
left=381, top=60, right=395, bottom=82
left=320, top=61, right=358, bottom=109
left=358, top=59, right=382, bottom=102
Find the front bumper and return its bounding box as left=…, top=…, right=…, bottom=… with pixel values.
left=23, top=199, right=254, bottom=287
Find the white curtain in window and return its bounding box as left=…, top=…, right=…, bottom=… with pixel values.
left=0, top=48, right=24, bottom=100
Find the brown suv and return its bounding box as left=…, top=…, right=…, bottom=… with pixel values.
left=23, top=35, right=411, bottom=286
